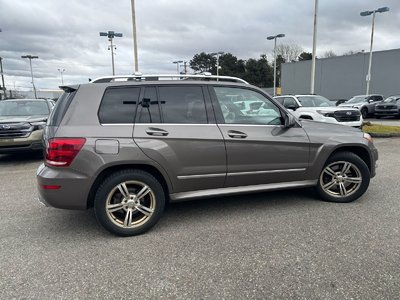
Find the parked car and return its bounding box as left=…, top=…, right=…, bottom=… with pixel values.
left=338, top=94, right=384, bottom=119
left=37, top=74, right=378, bottom=236
left=0, top=98, right=54, bottom=153
left=274, top=95, right=362, bottom=128
left=374, top=95, right=400, bottom=118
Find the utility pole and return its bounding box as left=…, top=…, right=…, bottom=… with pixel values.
left=21, top=55, right=39, bottom=99
left=173, top=61, right=183, bottom=74
left=310, top=0, right=318, bottom=94
left=183, top=61, right=188, bottom=75
left=100, top=31, right=123, bottom=76
left=267, top=34, right=285, bottom=96
left=0, top=57, right=6, bottom=100
left=131, top=0, right=139, bottom=72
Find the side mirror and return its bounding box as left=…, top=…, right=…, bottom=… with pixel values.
left=286, top=105, right=298, bottom=111
left=284, top=114, right=296, bottom=128
left=368, top=99, right=374, bottom=103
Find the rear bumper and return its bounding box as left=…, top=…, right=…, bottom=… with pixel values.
left=36, top=163, right=91, bottom=210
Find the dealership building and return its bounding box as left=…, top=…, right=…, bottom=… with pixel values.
left=281, top=48, right=400, bottom=100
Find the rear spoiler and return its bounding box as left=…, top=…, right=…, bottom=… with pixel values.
left=59, top=85, right=79, bottom=93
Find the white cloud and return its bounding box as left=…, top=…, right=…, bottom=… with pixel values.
left=0, top=0, right=399, bottom=90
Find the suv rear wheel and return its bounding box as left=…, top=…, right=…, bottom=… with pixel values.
left=316, top=152, right=370, bottom=203
left=94, top=169, right=165, bottom=236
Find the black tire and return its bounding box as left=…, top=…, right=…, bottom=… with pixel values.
left=316, top=151, right=370, bottom=203
left=361, top=107, right=368, bottom=119
left=94, top=169, right=165, bottom=236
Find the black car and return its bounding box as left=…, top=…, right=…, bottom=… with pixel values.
left=374, top=95, right=400, bottom=118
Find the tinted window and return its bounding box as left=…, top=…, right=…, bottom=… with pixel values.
left=98, top=87, right=140, bottom=124
left=48, top=91, right=76, bottom=126
left=214, top=87, right=282, bottom=125
left=158, top=86, right=207, bottom=124
left=136, top=87, right=161, bottom=123
left=283, top=98, right=298, bottom=108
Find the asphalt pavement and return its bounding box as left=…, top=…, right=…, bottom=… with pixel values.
left=0, top=139, right=399, bottom=299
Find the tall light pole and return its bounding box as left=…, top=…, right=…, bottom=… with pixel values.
left=131, top=0, right=139, bottom=72
left=58, top=68, right=65, bottom=85
left=310, top=0, right=318, bottom=94
left=172, top=60, right=183, bottom=74
left=267, top=34, right=285, bottom=96
left=360, top=6, right=390, bottom=95
left=100, top=31, right=123, bottom=76
left=210, top=51, right=224, bottom=80
left=21, top=55, right=39, bottom=99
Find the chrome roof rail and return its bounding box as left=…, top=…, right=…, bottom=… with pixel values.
left=91, top=73, right=249, bottom=84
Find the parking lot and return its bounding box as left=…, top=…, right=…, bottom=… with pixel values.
left=0, top=138, right=399, bottom=299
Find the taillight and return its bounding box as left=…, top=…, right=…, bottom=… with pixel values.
left=45, top=138, right=86, bottom=167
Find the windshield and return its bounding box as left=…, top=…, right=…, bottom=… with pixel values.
left=347, top=96, right=367, bottom=104
left=297, top=95, right=334, bottom=107
left=0, top=100, right=49, bottom=116
left=383, top=96, right=400, bottom=103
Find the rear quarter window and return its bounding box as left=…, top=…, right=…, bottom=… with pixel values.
left=98, top=87, right=140, bottom=124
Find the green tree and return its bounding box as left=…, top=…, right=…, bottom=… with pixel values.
left=298, top=52, right=313, bottom=61
left=189, top=52, right=216, bottom=73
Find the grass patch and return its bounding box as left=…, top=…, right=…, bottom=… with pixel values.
left=362, top=123, right=400, bottom=134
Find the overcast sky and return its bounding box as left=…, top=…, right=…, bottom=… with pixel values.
left=0, top=0, right=399, bottom=91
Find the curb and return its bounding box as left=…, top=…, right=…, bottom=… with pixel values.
left=368, top=132, right=400, bottom=138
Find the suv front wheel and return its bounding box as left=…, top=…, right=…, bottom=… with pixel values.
left=316, top=152, right=370, bottom=203
left=94, top=169, right=165, bottom=236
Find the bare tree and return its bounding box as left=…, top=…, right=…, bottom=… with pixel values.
left=273, top=43, right=303, bottom=62
left=323, top=50, right=337, bottom=58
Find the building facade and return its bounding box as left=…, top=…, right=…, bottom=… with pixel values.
left=281, top=48, right=400, bottom=99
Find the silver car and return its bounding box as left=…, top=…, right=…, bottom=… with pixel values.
left=36, top=74, right=378, bottom=236
left=339, top=94, right=384, bottom=119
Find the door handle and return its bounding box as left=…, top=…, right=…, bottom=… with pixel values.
left=227, top=130, right=247, bottom=139
left=145, top=127, right=169, bottom=136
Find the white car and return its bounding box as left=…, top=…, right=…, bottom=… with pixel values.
left=274, top=95, right=363, bottom=127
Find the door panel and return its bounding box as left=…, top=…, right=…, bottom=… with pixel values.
left=134, top=124, right=226, bottom=192
left=211, top=86, right=310, bottom=187
left=133, top=85, right=226, bottom=193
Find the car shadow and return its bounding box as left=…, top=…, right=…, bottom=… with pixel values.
left=40, top=187, right=322, bottom=238
left=0, top=151, right=43, bottom=164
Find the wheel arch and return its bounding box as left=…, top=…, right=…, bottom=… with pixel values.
left=329, top=145, right=372, bottom=173
left=87, top=163, right=172, bottom=208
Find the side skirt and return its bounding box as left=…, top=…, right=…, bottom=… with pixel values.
left=169, top=180, right=318, bottom=202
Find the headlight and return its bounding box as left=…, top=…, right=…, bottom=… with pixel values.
left=363, top=132, right=373, bottom=143
left=316, top=110, right=334, bottom=117
left=30, top=121, right=47, bottom=130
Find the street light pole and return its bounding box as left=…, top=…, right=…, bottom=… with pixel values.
left=131, top=0, right=139, bottom=72
left=210, top=51, right=224, bottom=80
left=360, top=7, right=389, bottom=95
left=310, top=0, right=318, bottom=94
left=21, top=55, right=39, bottom=99
left=100, top=31, right=123, bottom=76
left=267, top=34, right=285, bottom=96
left=172, top=60, right=183, bottom=74
left=58, top=68, right=65, bottom=85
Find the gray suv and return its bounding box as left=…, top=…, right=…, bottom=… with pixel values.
left=37, top=74, right=378, bottom=236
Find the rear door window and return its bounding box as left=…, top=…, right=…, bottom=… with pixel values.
left=98, top=87, right=140, bottom=124
left=158, top=86, right=208, bottom=124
